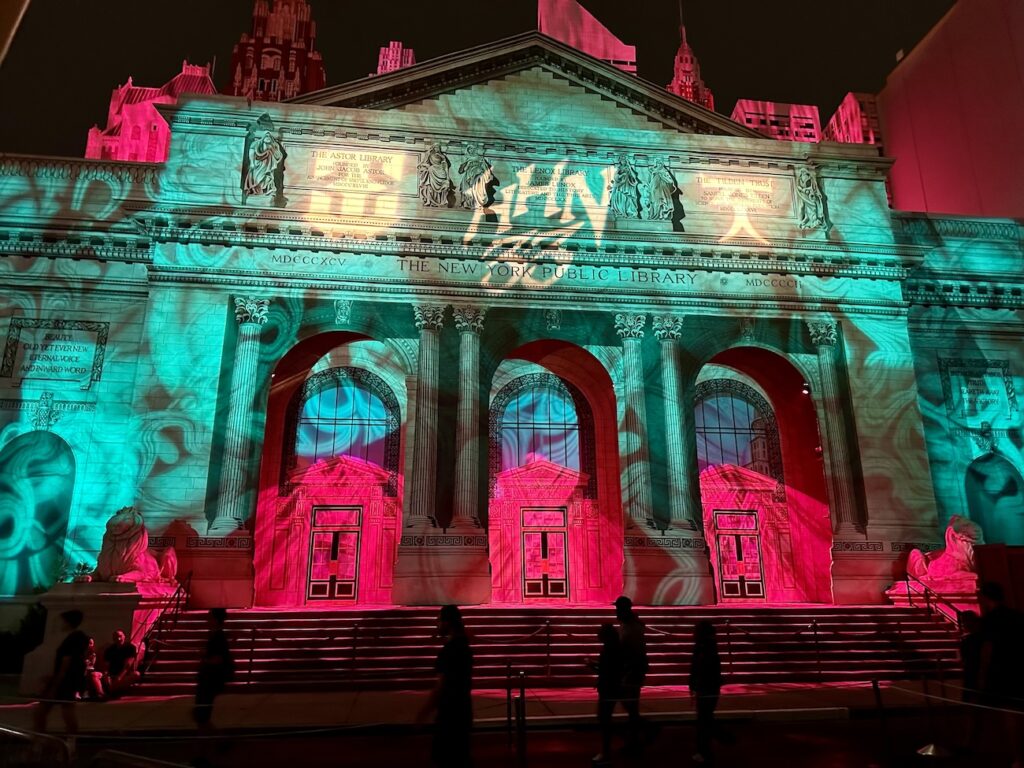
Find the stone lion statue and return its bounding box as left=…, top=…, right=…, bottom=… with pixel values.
left=92, top=507, right=177, bottom=584
left=907, top=515, right=984, bottom=585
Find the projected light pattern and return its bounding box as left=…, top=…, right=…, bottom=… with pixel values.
left=499, top=381, right=581, bottom=472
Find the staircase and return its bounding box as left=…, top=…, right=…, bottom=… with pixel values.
left=136, top=605, right=960, bottom=695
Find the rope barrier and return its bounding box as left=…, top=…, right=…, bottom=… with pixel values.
left=887, top=683, right=1024, bottom=716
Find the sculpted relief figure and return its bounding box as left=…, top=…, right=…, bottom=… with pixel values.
left=241, top=113, right=287, bottom=207
left=417, top=143, right=454, bottom=207
left=92, top=507, right=177, bottom=584
left=610, top=154, right=641, bottom=219
left=458, top=144, right=496, bottom=210
left=907, top=515, right=984, bottom=589
left=795, top=163, right=827, bottom=230
left=643, top=159, right=678, bottom=221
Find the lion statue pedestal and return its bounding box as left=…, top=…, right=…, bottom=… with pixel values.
left=19, top=508, right=179, bottom=696
left=886, top=516, right=984, bottom=621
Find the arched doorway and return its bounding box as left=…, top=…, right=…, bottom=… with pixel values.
left=0, top=431, right=75, bottom=595
left=487, top=342, right=622, bottom=605
left=254, top=336, right=406, bottom=606
left=966, top=452, right=1024, bottom=545
left=696, top=349, right=833, bottom=604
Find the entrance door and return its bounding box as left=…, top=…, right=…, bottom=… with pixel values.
left=714, top=511, right=765, bottom=599
left=521, top=508, right=568, bottom=599
left=307, top=506, right=360, bottom=601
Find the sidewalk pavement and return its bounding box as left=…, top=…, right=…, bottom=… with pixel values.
left=0, top=679, right=948, bottom=736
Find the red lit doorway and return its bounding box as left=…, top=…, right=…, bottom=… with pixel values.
left=521, top=507, right=569, bottom=599
left=307, top=506, right=360, bottom=601
left=712, top=510, right=765, bottom=600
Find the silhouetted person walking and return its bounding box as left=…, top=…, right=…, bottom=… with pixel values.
left=689, top=621, right=723, bottom=765
left=193, top=608, right=234, bottom=765
left=614, top=595, right=649, bottom=754
left=420, top=604, right=473, bottom=768
left=978, top=582, right=1024, bottom=767
left=588, top=622, right=623, bottom=765
left=33, top=609, right=88, bottom=750
left=958, top=610, right=984, bottom=752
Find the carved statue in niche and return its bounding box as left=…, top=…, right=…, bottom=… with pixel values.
left=643, top=159, right=678, bottom=221
left=457, top=144, right=496, bottom=210
left=795, top=163, right=827, bottom=230
left=610, top=154, right=641, bottom=219
left=241, top=113, right=287, bottom=207
left=92, top=507, right=177, bottom=584
left=417, top=143, right=453, bottom=207
left=907, top=515, right=984, bottom=588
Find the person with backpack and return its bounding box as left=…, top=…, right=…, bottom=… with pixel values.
left=193, top=608, right=234, bottom=747
left=689, top=621, right=724, bottom=764
left=614, top=596, right=650, bottom=754
left=33, top=609, right=89, bottom=745
left=588, top=622, right=624, bottom=766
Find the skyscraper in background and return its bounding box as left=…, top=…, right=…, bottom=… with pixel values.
left=730, top=99, right=822, bottom=143
left=376, top=41, right=416, bottom=76
left=538, top=0, right=636, bottom=74
left=665, top=22, right=714, bottom=111
left=226, top=0, right=327, bottom=102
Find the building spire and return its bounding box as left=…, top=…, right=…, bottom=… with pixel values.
left=666, top=6, right=714, bottom=111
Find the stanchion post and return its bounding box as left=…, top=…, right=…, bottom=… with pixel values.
left=872, top=680, right=891, bottom=762
left=812, top=620, right=822, bottom=682
left=351, top=622, right=360, bottom=671
left=506, top=663, right=513, bottom=745
left=725, top=619, right=733, bottom=675
left=516, top=670, right=527, bottom=763
left=905, top=574, right=912, bottom=607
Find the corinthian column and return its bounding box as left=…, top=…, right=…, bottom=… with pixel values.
left=452, top=306, right=486, bottom=528
left=808, top=318, right=861, bottom=535
left=209, top=296, right=270, bottom=534
left=615, top=312, right=654, bottom=527
left=408, top=303, right=446, bottom=524
left=653, top=314, right=698, bottom=528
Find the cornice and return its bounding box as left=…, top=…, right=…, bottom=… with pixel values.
left=905, top=277, right=1024, bottom=310
left=0, top=227, right=152, bottom=264
left=0, top=153, right=159, bottom=185
left=892, top=213, right=1022, bottom=245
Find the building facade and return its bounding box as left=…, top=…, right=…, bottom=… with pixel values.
left=226, top=0, right=327, bottom=102
left=731, top=99, right=822, bottom=143
left=85, top=62, right=216, bottom=163
left=1, top=34, right=1022, bottom=609
left=375, top=41, right=416, bottom=76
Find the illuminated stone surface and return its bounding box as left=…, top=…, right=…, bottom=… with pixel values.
left=0, top=33, right=1021, bottom=611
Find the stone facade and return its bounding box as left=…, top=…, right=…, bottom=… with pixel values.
left=1, top=34, right=1021, bottom=608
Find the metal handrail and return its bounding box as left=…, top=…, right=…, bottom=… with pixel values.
left=0, top=724, right=71, bottom=767
left=903, top=572, right=963, bottom=625
left=138, top=571, right=192, bottom=676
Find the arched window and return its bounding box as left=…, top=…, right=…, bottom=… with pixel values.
left=283, top=367, right=400, bottom=492
left=695, top=379, right=783, bottom=482
left=490, top=373, right=597, bottom=496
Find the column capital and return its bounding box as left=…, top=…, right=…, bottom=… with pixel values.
left=615, top=312, right=646, bottom=340
left=414, top=303, right=447, bottom=331
left=652, top=314, right=683, bottom=341
left=233, top=296, right=270, bottom=325
left=453, top=305, right=486, bottom=334
left=807, top=318, right=838, bottom=347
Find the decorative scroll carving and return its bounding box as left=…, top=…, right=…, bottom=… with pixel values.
left=544, top=308, right=562, bottom=331
left=453, top=306, right=486, bottom=333
left=807, top=319, right=837, bottom=347
left=334, top=299, right=353, bottom=326
left=234, top=297, right=270, bottom=325
left=457, top=144, right=496, bottom=210
left=652, top=315, right=683, bottom=341
left=795, top=163, right=828, bottom=231
left=413, top=304, right=446, bottom=331
left=614, top=312, right=646, bottom=340
left=739, top=317, right=756, bottom=342
left=610, top=154, right=642, bottom=219
left=642, top=159, right=678, bottom=221
left=31, top=392, right=59, bottom=430
left=241, top=113, right=287, bottom=207
left=417, top=143, right=454, bottom=208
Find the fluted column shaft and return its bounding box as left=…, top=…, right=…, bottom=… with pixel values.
left=452, top=306, right=486, bottom=527
left=653, top=315, right=696, bottom=528
left=409, top=304, right=446, bottom=524
left=616, top=313, right=654, bottom=526
left=210, top=297, right=269, bottom=534
left=808, top=319, right=860, bottom=534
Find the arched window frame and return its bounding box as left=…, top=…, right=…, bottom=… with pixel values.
left=489, top=373, right=597, bottom=498
left=281, top=366, right=400, bottom=496
left=695, top=378, right=784, bottom=485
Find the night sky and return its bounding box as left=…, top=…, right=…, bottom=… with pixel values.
left=0, top=0, right=955, bottom=158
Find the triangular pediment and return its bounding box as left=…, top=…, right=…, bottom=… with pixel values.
left=292, top=32, right=759, bottom=139
left=290, top=454, right=391, bottom=486
left=699, top=463, right=778, bottom=491
left=497, top=458, right=587, bottom=487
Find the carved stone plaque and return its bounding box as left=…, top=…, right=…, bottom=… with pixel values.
left=1, top=318, right=108, bottom=389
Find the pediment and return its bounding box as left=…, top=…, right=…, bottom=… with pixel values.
left=497, top=458, right=587, bottom=487
left=292, top=32, right=759, bottom=139
left=699, top=463, right=778, bottom=491
left=290, top=454, right=391, bottom=486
